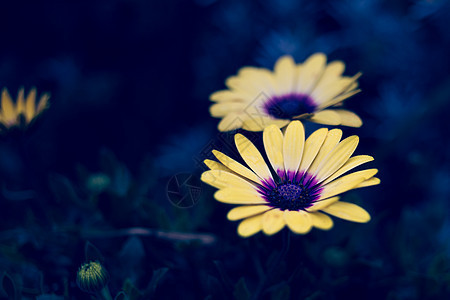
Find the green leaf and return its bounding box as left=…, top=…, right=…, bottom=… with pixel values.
left=233, top=278, right=250, bottom=300
left=123, top=279, right=141, bottom=300
left=1, top=272, right=17, bottom=300
left=114, top=291, right=129, bottom=300
left=148, top=268, right=169, bottom=295
left=84, top=241, right=104, bottom=262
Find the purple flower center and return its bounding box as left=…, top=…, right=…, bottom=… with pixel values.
left=259, top=172, right=322, bottom=211
left=264, top=93, right=316, bottom=120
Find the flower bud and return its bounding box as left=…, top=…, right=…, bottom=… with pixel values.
left=76, top=261, right=109, bottom=294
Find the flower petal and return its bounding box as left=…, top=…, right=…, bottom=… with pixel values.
left=298, top=128, right=328, bottom=173
left=201, top=170, right=258, bottom=190
left=242, top=116, right=289, bottom=132
left=274, top=56, right=296, bottom=94
left=283, top=120, right=305, bottom=179
left=25, top=88, right=37, bottom=123
left=262, top=209, right=286, bottom=235
left=263, top=124, right=285, bottom=176
left=315, top=135, right=359, bottom=183
left=218, top=112, right=244, bottom=132
left=328, top=109, right=362, bottom=127
left=307, top=129, right=342, bottom=174
left=237, top=214, right=263, bottom=237
left=312, top=77, right=355, bottom=105
left=227, top=205, right=272, bottom=221
left=319, top=169, right=378, bottom=200
left=307, top=197, right=340, bottom=211
left=308, top=110, right=341, bottom=126
left=354, top=177, right=380, bottom=189
left=309, top=212, right=334, bottom=230
left=210, top=102, right=245, bottom=117
left=203, top=159, right=230, bottom=172
left=215, top=188, right=267, bottom=205
left=317, top=89, right=361, bottom=109
left=235, top=134, right=273, bottom=181
left=1, top=89, right=16, bottom=122
left=322, top=155, right=374, bottom=185
left=322, top=201, right=371, bottom=223
left=283, top=210, right=312, bottom=234
left=213, top=150, right=261, bottom=183
left=36, top=93, right=50, bottom=114
left=295, top=53, right=327, bottom=93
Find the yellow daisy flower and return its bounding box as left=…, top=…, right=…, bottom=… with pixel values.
left=210, top=53, right=362, bottom=131
left=0, top=87, right=50, bottom=130
left=201, top=121, right=379, bottom=237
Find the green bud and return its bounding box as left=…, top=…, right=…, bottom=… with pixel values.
left=77, top=261, right=110, bottom=294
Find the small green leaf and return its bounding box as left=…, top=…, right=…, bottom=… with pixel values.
left=148, top=268, right=169, bottom=295
left=123, top=279, right=141, bottom=300
left=84, top=241, right=104, bottom=262
left=233, top=278, right=250, bottom=300
left=114, top=291, right=129, bottom=300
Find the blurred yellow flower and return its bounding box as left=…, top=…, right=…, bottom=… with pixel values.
left=210, top=53, right=362, bottom=131
left=0, top=87, right=49, bottom=130
left=201, top=121, right=379, bottom=237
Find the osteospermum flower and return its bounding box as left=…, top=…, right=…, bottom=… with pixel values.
left=201, top=121, right=379, bottom=237
left=0, top=88, right=50, bottom=130
left=210, top=53, right=362, bottom=131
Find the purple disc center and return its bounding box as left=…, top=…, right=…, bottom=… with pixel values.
left=259, top=172, right=322, bottom=211
left=264, top=93, right=316, bottom=120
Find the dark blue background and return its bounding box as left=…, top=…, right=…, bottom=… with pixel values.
left=1, top=0, right=450, bottom=299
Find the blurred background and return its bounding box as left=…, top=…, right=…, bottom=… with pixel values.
left=1, top=0, right=450, bottom=299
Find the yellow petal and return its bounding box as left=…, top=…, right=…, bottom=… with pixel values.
left=283, top=120, right=305, bottom=176
left=201, top=170, right=258, bottom=190
left=307, top=197, right=340, bottom=211
left=328, top=109, right=362, bottom=127
left=214, top=188, right=267, bottom=205
left=203, top=159, right=230, bottom=172
left=315, top=136, right=359, bottom=183
left=210, top=102, right=245, bottom=117
left=235, top=134, right=273, bottom=181
left=233, top=68, right=276, bottom=95
left=322, top=155, right=374, bottom=185
left=319, top=169, right=378, bottom=200
left=36, top=93, right=50, bottom=114
left=322, top=201, right=371, bottom=223
left=309, top=212, right=334, bottom=230
left=242, top=116, right=289, bottom=132
left=274, top=56, right=296, bottom=94
left=313, top=60, right=345, bottom=91
left=25, top=88, right=37, bottom=122
left=283, top=210, right=312, bottom=234
left=217, top=112, right=244, bottom=131
left=227, top=205, right=272, bottom=221
left=237, top=214, right=263, bottom=237
left=1, top=88, right=16, bottom=122
left=295, top=53, right=327, bottom=93
left=262, top=209, right=286, bottom=235
left=312, top=77, right=355, bottom=105
left=263, top=124, right=284, bottom=176
left=212, top=150, right=261, bottom=184
left=298, top=128, right=328, bottom=173
left=308, top=110, right=341, bottom=126
left=354, top=177, right=380, bottom=189
left=307, top=129, right=342, bottom=174
left=210, top=90, right=246, bottom=102
left=317, top=89, right=361, bottom=109
left=16, top=88, right=25, bottom=115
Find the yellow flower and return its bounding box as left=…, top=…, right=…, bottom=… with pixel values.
left=201, top=121, right=379, bottom=237
left=0, top=88, right=50, bottom=130
left=210, top=53, right=362, bottom=131
left=77, top=261, right=110, bottom=294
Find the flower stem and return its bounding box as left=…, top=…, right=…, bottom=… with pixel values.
left=98, top=286, right=113, bottom=300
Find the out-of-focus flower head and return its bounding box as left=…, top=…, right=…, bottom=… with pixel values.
left=0, top=88, right=49, bottom=131
left=209, top=53, right=362, bottom=132
left=201, top=121, right=379, bottom=237
left=76, top=260, right=109, bottom=294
